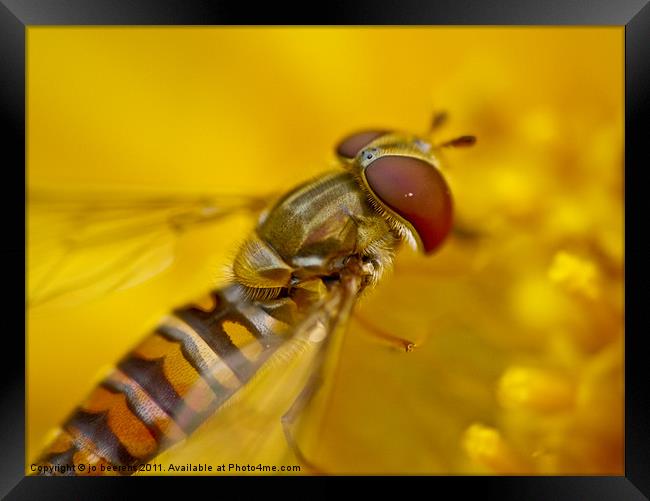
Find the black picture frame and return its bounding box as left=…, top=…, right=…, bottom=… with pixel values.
left=2, top=1, right=647, bottom=498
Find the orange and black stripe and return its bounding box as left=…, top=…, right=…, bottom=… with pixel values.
left=34, top=285, right=297, bottom=476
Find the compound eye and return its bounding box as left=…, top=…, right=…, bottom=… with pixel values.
left=336, top=130, right=389, bottom=159
left=365, top=156, right=453, bottom=254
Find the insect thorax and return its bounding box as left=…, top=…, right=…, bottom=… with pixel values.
left=232, top=171, right=400, bottom=299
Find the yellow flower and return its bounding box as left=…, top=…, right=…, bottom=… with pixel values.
left=548, top=251, right=600, bottom=299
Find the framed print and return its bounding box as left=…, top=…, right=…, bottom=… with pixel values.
left=2, top=0, right=648, bottom=498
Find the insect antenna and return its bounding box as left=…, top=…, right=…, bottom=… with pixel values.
left=428, top=110, right=477, bottom=148
left=437, top=135, right=477, bottom=148
left=429, top=111, right=448, bottom=134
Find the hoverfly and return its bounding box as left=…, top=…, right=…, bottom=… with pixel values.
left=29, top=114, right=475, bottom=475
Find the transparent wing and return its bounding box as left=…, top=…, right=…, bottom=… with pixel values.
left=27, top=189, right=271, bottom=308
left=144, top=275, right=360, bottom=473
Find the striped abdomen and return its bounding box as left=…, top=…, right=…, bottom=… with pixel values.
left=34, top=286, right=297, bottom=476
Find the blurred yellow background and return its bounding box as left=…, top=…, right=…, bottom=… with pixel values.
left=27, top=27, right=623, bottom=474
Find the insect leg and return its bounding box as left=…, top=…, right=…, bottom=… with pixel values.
left=280, top=272, right=362, bottom=473
left=353, top=312, right=416, bottom=352
left=280, top=365, right=325, bottom=473
left=451, top=219, right=484, bottom=241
